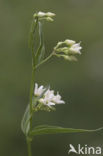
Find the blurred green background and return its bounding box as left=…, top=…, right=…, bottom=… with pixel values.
left=0, top=0, right=103, bottom=155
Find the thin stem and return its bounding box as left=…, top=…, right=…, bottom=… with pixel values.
left=27, top=17, right=38, bottom=156
left=27, top=63, right=35, bottom=156
left=29, top=65, right=35, bottom=129
left=27, top=138, right=32, bottom=156
left=27, top=59, right=35, bottom=156
left=29, top=18, right=38, bottom=130
left=35, top=51, right=54, bottom=69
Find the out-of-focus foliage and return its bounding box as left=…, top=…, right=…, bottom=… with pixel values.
left=0, top=0, right=103, bottom=156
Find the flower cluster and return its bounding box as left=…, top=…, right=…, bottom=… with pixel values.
left=34, top=83, right=65, bottom=108
left=33, top=11, right=55, bottom=22
left=54, top=39, right=82, bottom=61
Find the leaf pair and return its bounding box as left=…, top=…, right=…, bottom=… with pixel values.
left=21, top=104, right=103, bottom=137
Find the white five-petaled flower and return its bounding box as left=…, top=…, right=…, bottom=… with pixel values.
left=34, top=83, right=65, bottom=107
left=52, top=92, right=65, bottom=104
left=34, top=83, right=45, bottom=96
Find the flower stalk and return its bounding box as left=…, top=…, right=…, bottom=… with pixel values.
left=27, top=40, right=36, bottom=156
left=35, top=51, right=54, bottom=69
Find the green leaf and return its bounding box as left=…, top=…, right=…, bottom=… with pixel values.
left=21, top=105, right=31, bottom=136
left=30, top=125, right=103, bottom=136
left=29, top=19, right=38, bottom=51
left=35, top=21, right=45, bottom=65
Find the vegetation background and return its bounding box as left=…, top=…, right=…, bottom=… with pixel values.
left=0, top=0, right=103, bottom=155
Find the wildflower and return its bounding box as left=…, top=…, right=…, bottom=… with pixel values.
left=34, top=83, right=65, bottom=107
left=39, top=89, right=65, bottom=107
left=69, top=43, right=82, bottom=54
left=54, top=39, right=82, bottom=61
left=33, top=11, right=55, bottom=22
left=34, top=83, right=45, bottom=96
left=52, top=92, right=65, bottom=104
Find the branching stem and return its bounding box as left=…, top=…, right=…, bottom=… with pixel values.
left=35, top=51, right=55, bottom=69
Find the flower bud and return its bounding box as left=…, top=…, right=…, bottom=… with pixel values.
left=63, top=55, right=77, bottom=61
left=46, top=17, right=54, bottom=22
left=46, top=12, right=55, bottom=17
left=38, top=11, right=46, bottom=17
left=64, top=39, right=76, bottom=46
left=33, top=11, right=55, bottom=22
left=54, top=39, right=82, bottom=61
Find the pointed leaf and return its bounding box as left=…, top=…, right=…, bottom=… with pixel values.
left=29, top=19, right=38, bottom=50
left=30, top=125, right=103, bottom=136
left=21, top=105, right=31, bottom=136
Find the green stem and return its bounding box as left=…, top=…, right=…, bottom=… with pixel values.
left=27, top=17, right=38, bottom=156
left=27, top=138, right=32, bottom=156
left=35, top=51, right=54, bottom=69
left=30, top=66, right=35, bottom=129
left=27, top=61, right=35, bottom=156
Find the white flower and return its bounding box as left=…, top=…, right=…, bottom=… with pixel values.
left=39, top=89, right=65, bottom=107
left=52, top=92, right=65, bottom=104
left=44, top=90, right=55, bottom=100
left=34, top=83, right=45, bottom=96
left=34, top=83, right=65, bottom=107
left=39, top=98, right=55, bottom=107
left=39, top=90, right=55, bottom=106
left=69, top=43, right=82, bottom=54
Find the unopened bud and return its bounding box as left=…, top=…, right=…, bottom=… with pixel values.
left=38, top=11, right=46, bottom=17
left=54, top=39, right=82, bottom=61
left=46, top=17, right=54, bottom=22
left=33, top=11, right=55, bottom=22
left=46, top=12, right=55, bottom=17
left=64, top=39, right=76, bottom=46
